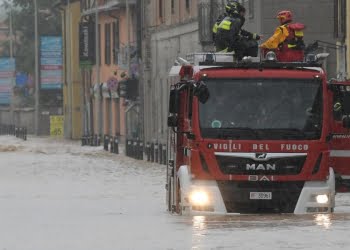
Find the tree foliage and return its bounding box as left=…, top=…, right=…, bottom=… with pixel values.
left=1, top=0, right=61, bottom=74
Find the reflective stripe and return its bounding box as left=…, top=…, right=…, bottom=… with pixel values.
left=295, top=30, right=304, bottom=37
left=219, top=20, right=231, bottom=31
left=218, top=48, right=228, bottom=53
left=212, top=24, right=218, bottom=33
left=330, top=150, right=350, bottom=157
left=288, top=44, right=297, bottom=48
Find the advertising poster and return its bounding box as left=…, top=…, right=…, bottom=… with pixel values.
left=40, top=36, right=63, bottom=90
left=50, top=115, right=64, bottom=137
left=0, top=58, right=15, bottom=105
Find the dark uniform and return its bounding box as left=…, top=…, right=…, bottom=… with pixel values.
left=212, top=14, right=226, bottom=43
left=215, top=2, right=260, bottom=60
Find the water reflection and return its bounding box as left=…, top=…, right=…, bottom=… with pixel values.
left=187, top=213, right=350, bottom=250
left=192, top=216, right=208, bottom=249
left=193, top=216, right=207, bottom=233
left=314, top=214, right=332, bottom=229
left=188, top=213, right=350, bottom=232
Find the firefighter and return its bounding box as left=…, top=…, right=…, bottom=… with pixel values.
left=215, top=1, right=261, bottom=60
left=212, top=0, right=236, bottom=43
left=260, top=10, right=306, bottom=62
left=212, top=13, right=226, bottom=44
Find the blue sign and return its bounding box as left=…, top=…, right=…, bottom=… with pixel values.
left=40, top=36, right=63, bottom=90
left=40, top=36, right=63, bottom=51
left=16, top=73, right=28, bottom=87
left=40, top=57, right=63, bottom=66
left=0, top=58, right=15, bottom=105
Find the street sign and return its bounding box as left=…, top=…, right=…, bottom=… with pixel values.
left=79, top=21, right=95, bottom=68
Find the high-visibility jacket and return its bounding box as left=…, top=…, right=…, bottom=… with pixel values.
left=261, top=23, right=305, bottom=50
left=215, top=15, right=242, bottom=52
left=212, top=14, right=226, bottom=42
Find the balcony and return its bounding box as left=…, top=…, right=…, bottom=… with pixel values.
left=81, top=0, right=136, bottom=16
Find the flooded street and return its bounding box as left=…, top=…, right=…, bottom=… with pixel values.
left=1, top=136, right=350, bottom=250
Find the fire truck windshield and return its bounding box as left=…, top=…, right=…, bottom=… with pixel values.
left=199, top=78, right=323, bottom=140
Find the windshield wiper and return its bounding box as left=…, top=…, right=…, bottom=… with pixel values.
left=217, top=127, right=261, bottom=140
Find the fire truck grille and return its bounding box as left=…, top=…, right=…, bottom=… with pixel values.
left=216, top=155, right=306, bottom=175
left=217, top=181, right=305, bottom=214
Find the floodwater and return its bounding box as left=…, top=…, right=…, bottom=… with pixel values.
left=0, top=136, right=350, bottom=250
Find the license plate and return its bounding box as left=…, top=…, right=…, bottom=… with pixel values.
left=250, top=192, right=272, bottom=200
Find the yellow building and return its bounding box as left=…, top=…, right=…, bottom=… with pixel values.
left=59, top=0, right=83, bottom=139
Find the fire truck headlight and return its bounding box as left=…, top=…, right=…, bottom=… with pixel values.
left=316, top=194, right=329, bottom=204
left=189, top=190, right=209, bottom=206
left=265, top=51, right=277, bottom=62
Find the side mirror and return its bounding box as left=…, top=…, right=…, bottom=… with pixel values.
left=330, top=82, right=350, bottom=117
left=194, top=81, right=210, bottom=104
left=167, top=115, right=178, bottom=128
left=169, top=88, right=179, bottom=114
left=343, top=116, right=350, bottom=129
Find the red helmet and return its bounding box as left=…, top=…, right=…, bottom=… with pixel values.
left=277, top=10, right=293, bottom=24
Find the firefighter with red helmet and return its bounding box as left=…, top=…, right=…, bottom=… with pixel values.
left=260, top=10, right=306, bottom=62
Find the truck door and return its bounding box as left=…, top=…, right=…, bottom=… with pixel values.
left=330, top=81, right=350, bottom=191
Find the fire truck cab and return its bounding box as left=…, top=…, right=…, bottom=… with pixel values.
left=166, top=52, right=350, bottom=215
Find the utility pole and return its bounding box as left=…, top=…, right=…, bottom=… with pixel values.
left=125, top=0, right=130, bottom=139
left=126, top=0, right=130, bottom=72
left=34, top=0, right=39, bottom=135
left=66, top=0, right=72, bottom=139
left=95, top=0, right=101, bottom=136
left=8, top=2, right=14, bottom=125
left=9, top=8, right=13, bottom=58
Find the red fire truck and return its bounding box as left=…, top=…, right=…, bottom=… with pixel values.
left=166, top=52, right=350, bottom=215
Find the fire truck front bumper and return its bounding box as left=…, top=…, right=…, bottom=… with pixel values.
left=180, top=170, right=335, bottom=215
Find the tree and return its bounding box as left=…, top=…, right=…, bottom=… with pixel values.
left=1, top=0, right=61, bottom=74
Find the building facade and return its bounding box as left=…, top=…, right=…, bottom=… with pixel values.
left=60, top=0, right=139, bottom=140
left=60, top=0, right=83, bottom=139
left=142, top=0, right=202, bottom=144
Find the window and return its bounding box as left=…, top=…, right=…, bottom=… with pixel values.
left=112, top=20, right=120, bottom=65
left=98, top=24, right=101, bottom=65
left=185, top=0, right=190, bottom=11
left=171, top=0, right=175, bottom=14
left=105, top=23, right=111, bottom=65
left=159, top=0, right=163, bottom=18
left=334, top=0, right=346, bottom=39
